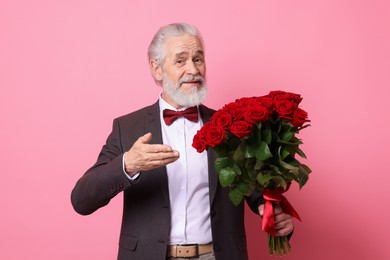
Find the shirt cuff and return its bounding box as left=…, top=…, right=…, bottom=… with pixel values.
left=122, top=153, right=140, bottom=181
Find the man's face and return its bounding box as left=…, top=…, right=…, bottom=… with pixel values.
left=159, top=34, right=207, bottom=108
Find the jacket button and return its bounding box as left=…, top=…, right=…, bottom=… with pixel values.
left=211, top=211, right=216, bottom=218
left=213, top=244, right=220, bottom=252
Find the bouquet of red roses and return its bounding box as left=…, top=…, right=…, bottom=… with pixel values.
left=192, top=90, right=311, bottom=256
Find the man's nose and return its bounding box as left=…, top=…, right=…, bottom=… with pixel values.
left=185, top=61, right=200, bottom=75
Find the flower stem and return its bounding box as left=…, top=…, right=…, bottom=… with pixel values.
left=268, top=235, right=291, bottom=256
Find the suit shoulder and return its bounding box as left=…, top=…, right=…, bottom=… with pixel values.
left=200, top=104, right=216, bottom=113
left=199, top=104, right=216, bottom=119
left=114, top=102, right=158, bottom=124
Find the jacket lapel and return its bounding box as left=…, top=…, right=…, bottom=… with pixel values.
left=199, top=105, right=218, bottom=206
left=144, top=101, right=170, bottom=206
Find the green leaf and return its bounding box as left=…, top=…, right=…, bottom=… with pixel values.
left=255, top=141, right=273, bottom=161
left=301, top=164, right=312, bottom=174
left=236, top=180, right=250, bottom=194
left=228, top=188, right=244, bottom=206
left=277, top=139, right=301, bottom=145
left=273, top=176, right=287, bottom=190
left=281, top=131, right=294, bottom=141
left=219, top=167, right=236, bottom=187
left=298, top=164, right=311, bottom=189
left=283, top=170, right=299, bottom=182
left=276, top=120, right=282, bottom=134
left=298, top=124, right=311, bottom=131
left=245, top=144, right=257, bottom=158
left=254, top=159, right=264, bottom=170
left=279, top=160, right=299, bottom=172
left=296, top=148, right=307, bottom=159
left=298, top=170, right=309, bottom=189
left=233, top=142, right=246, bottom=162
left=262, top=129, right=272, bottom=145
left=257, top=173, right=274, bottom=185
left=287, top=157, right=301, bottom=167
left=233, top=163, right=242, bottom=176
left=246, top=166, right=257, bottom=180
left=214, top=157, right=230, bottom=174
left=277, top=146, right=290, bottom=160
left=270, top=165, right=283, bottom=175
left=290, top=137, right=304, bottom=145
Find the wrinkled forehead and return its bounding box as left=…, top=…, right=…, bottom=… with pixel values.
left=164, top=34, right=204, bottom=56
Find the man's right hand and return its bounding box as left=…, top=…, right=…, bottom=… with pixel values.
left=123, top=132, right=179, bottom=176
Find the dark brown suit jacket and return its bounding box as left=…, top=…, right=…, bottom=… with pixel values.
left=71, top=101, right=263, bottom=260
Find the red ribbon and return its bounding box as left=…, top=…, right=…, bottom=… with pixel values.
left=261, top=185, right=301, bottom=237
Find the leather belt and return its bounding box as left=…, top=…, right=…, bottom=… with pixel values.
left=167, top=243, right=213, bottom=258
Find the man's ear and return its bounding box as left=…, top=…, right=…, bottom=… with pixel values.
left=150, top=59, right=163, bottom=82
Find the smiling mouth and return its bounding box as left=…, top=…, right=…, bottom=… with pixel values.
left=181, top=80, right=202, bottom=87
left=184, top=80, right=201, bottom=84
left=179, top=75, right=205, bottom=87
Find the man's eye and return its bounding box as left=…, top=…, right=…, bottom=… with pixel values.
left=176, top=59, right=184, bottom=64
left=194, top=58, right=204, bottom=63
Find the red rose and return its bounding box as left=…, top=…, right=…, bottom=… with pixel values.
left=237, top=97, right=257, bottom=107
left=267, top=90, right=287, bottom=98
left=230, top=120, right=253, bottom=138
left=211, top=110, right=233, bottom=129
left=267, top=91, right=302, bottom=105
left=223, top=99, right=248, bottom=121
left=291, top=107, right=310, bottom=128
left=230, top=105, right=247, bottom=121
left=192, top=135, right=206, bottom=153
left=256, top=97, right=274, bottom=110
left=205, top=125, right=226, bottom=147
left=222, top=102, right=238, bottom=113
left=275, top=100, right=297, bottom=120
left=244, top=105, right=269, bottom=124
left=192, top=129, right=208, bottom=152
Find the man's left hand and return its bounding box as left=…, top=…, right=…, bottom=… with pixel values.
left=258, top=204, right=294, bottom=236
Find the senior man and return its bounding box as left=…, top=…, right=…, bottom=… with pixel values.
left=71, top=22, right=294, bottom=260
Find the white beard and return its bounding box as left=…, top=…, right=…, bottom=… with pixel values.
left=162, top=73, right=208, bottom=107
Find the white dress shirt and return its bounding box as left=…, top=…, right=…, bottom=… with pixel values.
left=159, top=96, right=212, bottom=245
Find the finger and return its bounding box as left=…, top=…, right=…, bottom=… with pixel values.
left=274, top=214, right=293, bottom=226
left=144, top=144, right=174, bottom=153
left=274, top=210, right=293, bottom=223
left=275, top=222, right=294, bottom=236
left=135, top=133, right=173, bottom=153
left=275, top=225, right=294, bottom=236
left=154, top=157, right=179, bottom=167
left=143, top=150, right=180, bottom=162
left=139, top=132, right=153, bottom=144
left=272, top=204, right=283, bottom=215
left=258, top=204, right=264, bottom=216
left=274, top=214, right=294, bottom=236
left=134, top=152, right=180, bottom=170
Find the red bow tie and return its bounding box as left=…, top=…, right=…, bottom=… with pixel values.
left=163, top=107, right=199, bottom=125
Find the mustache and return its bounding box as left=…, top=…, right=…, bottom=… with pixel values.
left=179, top=75, right=205, bottom=85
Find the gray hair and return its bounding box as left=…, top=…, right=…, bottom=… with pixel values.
left=147, top=23, right=204, bottom=66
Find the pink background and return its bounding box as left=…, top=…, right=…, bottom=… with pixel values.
left=1, top=0, right=389, bottom=259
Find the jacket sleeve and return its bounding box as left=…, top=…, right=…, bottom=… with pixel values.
left=245, top=190, right=264, bottom=214
left=71, top=118, right=132, bottom=215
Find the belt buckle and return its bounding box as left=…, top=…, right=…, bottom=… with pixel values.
left=178, top=244, right=199, bottom=258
